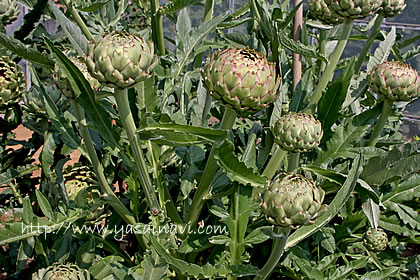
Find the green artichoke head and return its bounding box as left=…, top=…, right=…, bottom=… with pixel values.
left=363, top=228, right=388, bottom=252
left=32, top=263, right=90, bottom=280
left=377, top=0, right=406, bottom=17
left=260, top=173, right=327, bottom=228
left=272, top=112, right=323, bottom=152
left=202, top=48, right=281, bottom=114
left=369, top=61, right=420, bottom=102
left=86, top=31, right=158, bottom=89
left=53, top=55, right=101, bottom=99
left=0, top=56, right=25, bottom=109
left=64, top=165, right=96, bottom=201
left=0, top=0, right=19, bottom=26
left=309, top=0, right=344, bottom=25
left=324, top=0, right=383, bottom=19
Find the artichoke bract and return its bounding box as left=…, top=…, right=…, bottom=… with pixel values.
left=53, top=55, right=101, bottom=99
left=363, top=228, right=388, bottom=252
left=324, top=0, right=383, bottom=19
left=32, top=263, right=90, bottom=280
left=309, top=0, right=344, bottom=25
left=0, top=0, right=19, bottom=26
left=86, top=31, right=158, bottom=89
left=377, top=0, right=406, bottom=17
left=0, top=56, right=25, bottom=109
left=272, top=113, right=323, bottom=152
left=369, top=61, right=420, bottom=102
left=202, top=48, right=281, bottom=114
left=260, top=173, right=327, bottom=228
left=23, top=86, right=62, bottom=116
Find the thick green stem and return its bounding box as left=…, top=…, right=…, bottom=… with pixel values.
left=151, top=0, right=165, bottom=55
left=305, top=18, right=354, bottom=114
left=8, top=183, right=22, bottom=205
left=63, top=0, right=93, bottom=41
left=318, top=30, right=327, bottom=73
left=288, top=153, right=300, bottom=172
left=354, top=15, right=384, bottom=73
left=262, top=146, right=287, bottom=179
left=367, top=99, right=393, bottom=147
left=255, top=227, right=291, bottom=280
left=183, top=107, right=237, bottom=238
left=70, top=100, right=136, bottom=225
left=114, top=88, right=160, bottom=214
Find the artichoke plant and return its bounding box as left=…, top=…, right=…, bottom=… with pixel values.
left=309, top=0, right=344, bottom=25
left=22, top=86, right=62, bottom=117
left=32, top=263, right=90, bottom=280
left=86, top=31, right=158, bottom=89
left=0, top=0, right=19, bottom=27
left=377, top=0, right=406, bottom=17
left=272, top=112, right=323, bottom=152
left=324, top=0, right=383, bottom=19
left=363, top=228, right=388, bottom=252
left=53, top=55, right=101, bottom=99
left=369, top=61, right=420, bottom=102
left=0, top=56, right=25, bottom=109
left=260, top=173, right=327, bottom=228
left=64, top=165, right=96, bottom=201
left=202, top=48, right=281, bottom=114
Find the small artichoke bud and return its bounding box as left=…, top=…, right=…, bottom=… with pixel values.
left=0, top=56, right=25, bottom=109
left=272, top=113, right=323, bottom=153
left=309, top=0, right=344, bottom=25
left=260, top=173, right=327, bottom=228
left=369, top=61, right=420, bottom=102
left=202, top=48, right=281, bottom=114
left=31, top=263, right=90, bottom=280
left=86, top=31, right=158, bottom=89
left=53, top=55, right=101, bottom=99
left=324, top=0, right=383, bottom=19
left=363, top=228, right=388, bottom=252
left=22, top=86, right=62, bottom=117
left=64, top=165, right=96, bottom=201
left=377, top=0, right=406, bottom=17
left=0, top=0, right=19, bottom=26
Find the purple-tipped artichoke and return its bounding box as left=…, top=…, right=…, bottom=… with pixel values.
left=309, top=0, right=344, bottom=25
left=363, top=228, right=388, bottom=251
left=324, top=0, right=383, bottom=19
left=202, top=48, right=281, bottom=114
left=260, top=173, right=327, bottom=228
left=377, top=0, right=406, bottom=17
left=86, top=31, right=158, bottom=89
left=369, top=61, right=420, bottom=102
left=272, top=113, right=323, bottom=152
left=0, top=56, right=25, bottom=109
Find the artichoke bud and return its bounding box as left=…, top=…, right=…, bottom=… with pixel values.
left=0, top=0, right=19, bottom=26
left=86, top=31, right=158, bottom=89
left=309, top=0, right=344, bottom=25
left=64, top=165, right=96, bottom=201
left=202, top=48, right=281, bottom=115
left=53, top=55, right=101, bottom=99
left=22, top=86, right=61, bottom=116
left=369, top=61, right=420, bottom=102
left=363, top=228, right=388, bottom=252
left=0, top=56, right=25, bottom=109
left=32, top=263, right=90, bottom=280
left=260, top=173, right=327, bottom=228
left=272, top=113, right=323, bottom=153
left=377, top=0, right=406, bottom=17
left=324, top=0, right=383, bottom=19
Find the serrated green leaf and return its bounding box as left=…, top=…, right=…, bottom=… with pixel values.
left=160, top=0, right=201, bottom=15
left=329, top=257, right=369, bottom=280
left=243, top=226, right=272, bottom=246
left=22, top=196, right=33, bottom=225
left=35, top=190, right=54, bottom=220
left=382, top=201, right=420, bottom=230
left=278, top=31, right=327, bottom=62
left=360, top=267, right=399, bottom=280
left=367, top=27, right=396, bottom=72
left=0, top=164, right=38, bottom=188
left=141, top=254, right=169, bottom=280
left=362, top=198, right=380, bottom=229
left=382, top=174, right=420, bottom=203
left=289, top=69, right=312, bottom=112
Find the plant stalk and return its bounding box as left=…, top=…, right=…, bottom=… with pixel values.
left=262, top=146, right=287, bottom=179
left=288, top=153, right=300, bottom=172
left=292, top=0, right=303, bottom=92
left=70, top=100, right=136, bottom=225
left=255, top=227, right=291, bottom=280
left=318, top=30, right=327, bottom=73
left=183, top=107, right=237, bottom=238
left=354, top=14, right=384, bottom=73
left=151, top=0, right=165, bottom=55
left=305, top=18, right=354, bottom=114
left=367, top=99, right=393, bottom=147
left=62, top=0, right=94, bottom=41
left=114, top=88, right=160, bottom=214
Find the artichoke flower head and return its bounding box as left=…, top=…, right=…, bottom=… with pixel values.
left=309, top=0, right=344, bottom=25
left=324, top=0, right=383, bottom=19
left=377, top=0, right=406, bottom=17
left=0, top=56, right=25, bottom=109
left=363, top=228, right=388, bottom=252
left=86, top=31, right=158, bottom=89
left=202, top=48, right=281, bottom=115
left=32, top=263, right=90, bottom=280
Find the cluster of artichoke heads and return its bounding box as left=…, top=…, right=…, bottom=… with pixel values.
left=309, top=0, right=406, bottom=25
left=363, top=228, right=388, bottom=251
left=0, top=56, right=25, bottom=109
left=369, top=60, right=420, bottom=102
left=32, top=263, right=90, bottom=280
left=260, top=173, right=327, bottom=228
